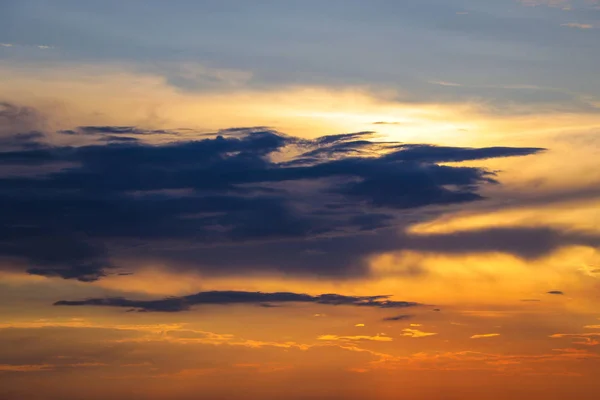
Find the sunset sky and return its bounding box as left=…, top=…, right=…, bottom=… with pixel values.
left=1, top=1, right=600, bottom=399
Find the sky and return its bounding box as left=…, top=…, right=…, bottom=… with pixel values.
left=1, top=1, right=600, bottom=399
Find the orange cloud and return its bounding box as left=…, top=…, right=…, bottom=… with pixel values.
left=401, top=329, right=438, bottom=338
left=470, top=333, right=501, bottom=339
left=317, top=334, right=393, bottom=342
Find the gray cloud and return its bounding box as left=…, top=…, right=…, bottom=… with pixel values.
left=0, top=116, right=546, bottom=281
left=54, top=290, right=422, bottom=312
left=382, top=314, right=414, bottom=322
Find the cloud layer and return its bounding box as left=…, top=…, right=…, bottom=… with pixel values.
left=0, top=105, right=551, bottom=281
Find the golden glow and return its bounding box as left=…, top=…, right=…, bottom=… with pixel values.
left=2, top=57, right=600, bottom=400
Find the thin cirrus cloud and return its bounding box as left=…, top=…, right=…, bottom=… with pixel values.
left=470, top=333, right=501, bottom=339
left=401, top=329, right=438, bottom=338
left=550, top=333, right=600, bottom=346
left=551, top=333, right=600, bottom=338
left=0, top=42, right=54, bottom=49
left=561, top=23, right=595, bottom=29
left=428, top=80, right=463, bottom=87
left=317, top=334, right=393, bottom=342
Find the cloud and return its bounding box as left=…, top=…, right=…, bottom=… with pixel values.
left=0, top=102, right=47, bottom=136
left=0, top=362, right=106, bottom=372
left=561, top=23, right=594, bottom=29
left=519, top=0, right=571, bottom=8
left=429, top=80, right=462, bottom=87
left=547, top=291, right=565, bottom=295
left=58, top=126, right=179, bottom=137
left=383, top=314, right=414, bottom=322
left=317, top=334, right=392, bottom=342
left=0, top=113, right=546, bottom=281
left=470, top=333, right=501, bottom=339
left=54, top=290, right=422, bottom=312
left=355, top=323, right=365, bottom=327
left=0, top=43, right=54, bottom=49
left=550, top=333, right=600, bottom=338
left=550, top=332, right=600, bottom=346
left=404, top=227, right=600, bottom=259
left=401, top=328, right=437, bottom=338
left=0, top=364, right=54, bottom=372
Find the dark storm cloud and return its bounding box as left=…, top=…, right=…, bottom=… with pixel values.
left=54, top=291, right=421, bottom=312
left=382, top=314, right=414, bottom=322
left=0, top=117, right=550, bottom=281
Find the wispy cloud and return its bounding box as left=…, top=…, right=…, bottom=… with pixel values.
left=0, top=362, right=107, bottom=372
left=550, top=333, right=600, bottom=338
left=561, top=23, right=595, bottom=29
left=470, top=333, right=501, bottom=339
left=401, top=328, right=437, bottom=338
left=0, top=42, right=54, bottom=49
left=317, top=334, right=392, bottom=342
left=428, top=80, right=462, bottom=87
left=519, top=0, right=571, bottom=8
left=372, top=121, right=401, bottom=125
left=550, top=332, right=600, bottom=345
left=0, top=364, right=54, bottom=372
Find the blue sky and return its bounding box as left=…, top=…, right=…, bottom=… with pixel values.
left=2, top=0, right=600, bottom=111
